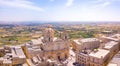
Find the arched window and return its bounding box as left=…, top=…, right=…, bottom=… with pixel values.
left=49, top=37, right=50, bottom=41
left=58, top=56, right=61, bottom=60
left=65, top=36, right=67, bottom=39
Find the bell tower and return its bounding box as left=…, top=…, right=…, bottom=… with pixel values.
left=43, top=26, right=54, bottom=43
left=60, top=31, right=69, bottom=40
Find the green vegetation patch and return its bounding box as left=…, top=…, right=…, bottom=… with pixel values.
left=69, top=31, right=94, bottom=39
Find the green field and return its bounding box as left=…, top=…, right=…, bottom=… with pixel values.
left=69, top=31, right=94, bottom=39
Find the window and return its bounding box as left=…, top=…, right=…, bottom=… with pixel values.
left=49, top=37, right=50, bottom=41
left=65, top=36, right=67, bottom=39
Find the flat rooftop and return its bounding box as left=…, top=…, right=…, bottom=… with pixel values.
left=74, top=38, right=99, bottom=45
left=89, top=49, right=110, bottom=58
left=103, top=37, right=119, bottom=41
left=107, top=63, right=117, bottom=66
left=73, top=40, right=81, bottom=45
left=111, top=34, right=120, bottom=38
left=11, top=46, right=26, bottom=58
left=80, top=38, right=99, bottom=43
left=104, top=41, right=118, bottom=49
left=31, top=38, right=43, bottom=45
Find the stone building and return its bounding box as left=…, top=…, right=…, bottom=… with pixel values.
left=101, top=34, right=120, bottom=50
left=23, top=27, right=70, bottom=66
left=89, top=49, right=110, bottom=66
left=75, top=34, right=120, bottom=66
left=76, top=52, right=89, bottom=66
left=107, top=51, right=120, bottom=66
left=0, top=46, right=26, bottom=66
left=76, top=49, right=110, bottom=66
left=103, top=41, right=119, bottom=59
left=101, top=30, right=114, bottom=37
left=72, top=38, right=100, bottom=52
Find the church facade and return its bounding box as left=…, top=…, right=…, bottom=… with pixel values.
left=23, top=27, right=70, bottom=61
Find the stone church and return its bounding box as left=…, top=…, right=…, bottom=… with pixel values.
left=23, top=27, right=70, bottom=61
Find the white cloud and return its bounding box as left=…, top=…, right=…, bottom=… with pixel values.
left=100, top=2, right=110, bottom=7
left=65, top=0, right=74, bottom=7
left=0, top=0, right=44, bottom=12
left=92, top=0, right=120, bottom=8
left=94, top=1, right=110, bottom=8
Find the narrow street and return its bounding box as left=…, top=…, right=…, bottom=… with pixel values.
left=67, top=48, right=76, bottom=66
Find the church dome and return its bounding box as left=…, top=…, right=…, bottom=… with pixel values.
left=44, top=28, right=54, bottom=33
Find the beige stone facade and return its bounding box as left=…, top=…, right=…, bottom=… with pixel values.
left=75, top=34, right=120, bottom=66
left=23, top=27, right=70, bottom=66
left=107, top=51, right=120, bottom=66
left=76, top=49, right=110, bottom=66
left=0, top=46, right=26, bottom=66
left=72, top=38, right=100, bottom=52
left=103, top=41, right=119, bottom=59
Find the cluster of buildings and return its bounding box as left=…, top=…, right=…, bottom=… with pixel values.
left=0, top=27, right=120, bottom=66
left=72, top=34, right=120, bottom=66
left=0, top=27, right=70, bottom=66
left=0, top=46, right=26, bottom=66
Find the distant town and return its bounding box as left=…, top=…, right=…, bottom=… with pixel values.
left=0, top=22, right=120, bottom=66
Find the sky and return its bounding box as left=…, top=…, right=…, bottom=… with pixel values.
left=0, top=0, right=120, bottom=22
